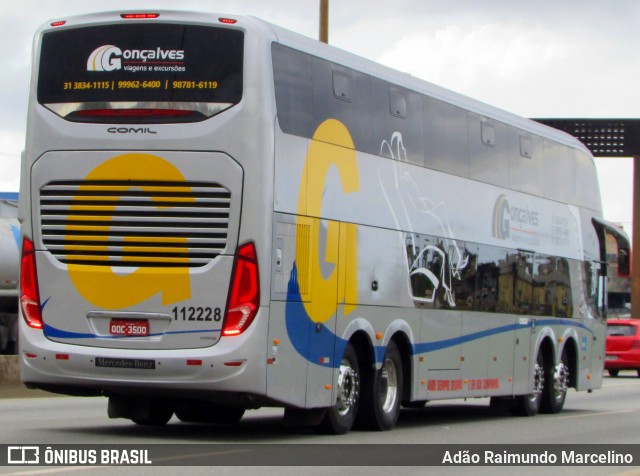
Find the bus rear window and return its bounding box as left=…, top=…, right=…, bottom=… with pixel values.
left=37, top=24, right=243, bottom=123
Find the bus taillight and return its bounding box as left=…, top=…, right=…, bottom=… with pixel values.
left=222, top=242, right=260, bottom=337
left=68, top=108, right=207, bottom=124
left=120, top=13, right=160, bottom=19
left=20, top=238, right=43, bottom=330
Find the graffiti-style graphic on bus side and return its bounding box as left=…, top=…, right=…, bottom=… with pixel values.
left=379, top=131, right=468, bottom=307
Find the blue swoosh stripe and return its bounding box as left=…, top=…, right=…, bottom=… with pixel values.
left=414, top=319, right=593, bottom=355
left=285, top=262, right=596, bottom=366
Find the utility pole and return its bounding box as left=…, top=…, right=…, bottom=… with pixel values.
left=319, top=0, right=329, bottom=43
left=633, top=155, right=640, bottom=316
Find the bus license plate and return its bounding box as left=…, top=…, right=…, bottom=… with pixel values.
left=109, top=319, right=149, bottom=337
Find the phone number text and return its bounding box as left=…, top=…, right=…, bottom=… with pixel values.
left=62, top=80, right=219, bottom=90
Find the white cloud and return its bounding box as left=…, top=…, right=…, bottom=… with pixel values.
left=377, top=23, right=571, bottom=96
left=376, top=21, right=628, bottom=118
left=595, top=157, right=634, bottom=236
left=0, top=131, right=22, bottom=192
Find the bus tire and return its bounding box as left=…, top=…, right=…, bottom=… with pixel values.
left=176, top=404, right=245, bottom=424
left=541, top=349, right=569, bottom=414
left=511, top=351, right=544, bottom=417
left=403, top=400, right=427, bottom=409
left=357, top=340, right=403, bottom=431
left=317, top=342, right=360, bottom=434
left=131, top=401, right=174, bottom=426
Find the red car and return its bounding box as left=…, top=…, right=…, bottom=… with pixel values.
left=605, top=319, right=640, bottom=377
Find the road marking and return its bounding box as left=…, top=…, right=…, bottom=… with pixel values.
left=556, top=408, right=640, bottom=420
left=149, top=448, right=251, bottom=463
left=3, top=467, right=107, bottom=475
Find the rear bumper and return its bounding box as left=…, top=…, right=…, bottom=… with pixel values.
left=19, top=306, right=269, bottom=402
left=604, top=351, right=640, bottom=370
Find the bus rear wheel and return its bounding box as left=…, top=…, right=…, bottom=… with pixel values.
left=317, top=342, right=360, bottom=434
left=108, top=396, right=174, bottom=426
left=175, top=404, right=245, bottom=424
left=357, top=340, right=403, bottom=431
left=511, top=352, right=544, bottom=416
left=131, top=401, right=174, bottom=426
left=541, top=350, right=569, bottom=414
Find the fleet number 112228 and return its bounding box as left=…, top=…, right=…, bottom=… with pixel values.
left=172, top=306, right=222, bottom=322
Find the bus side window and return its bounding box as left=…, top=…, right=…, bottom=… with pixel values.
left=332, top=71, right=352, bottom=102
left=272, top=43, right=314, bottom=138
left=583, top=260, right=603, bottom=319
left=389, top=89, right=407, bottom=118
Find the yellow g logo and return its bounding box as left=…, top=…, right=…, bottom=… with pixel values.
left=67, top=153, right=191, bottom=308
left=296, top=119, right=359, bottom=323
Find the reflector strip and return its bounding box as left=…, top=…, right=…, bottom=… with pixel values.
left=75, top=109, right=194, bottom=118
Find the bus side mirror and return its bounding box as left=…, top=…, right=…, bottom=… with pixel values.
left=618, top=247, right=630, bottom=278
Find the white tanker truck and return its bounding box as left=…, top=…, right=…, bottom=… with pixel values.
left=0, top=193, right=19, bottom=354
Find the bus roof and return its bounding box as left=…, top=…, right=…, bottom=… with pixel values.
left=38, top=10, right=590, bottom=158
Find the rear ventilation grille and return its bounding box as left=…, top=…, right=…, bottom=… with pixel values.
left=39, top=180, right=231, bottom=268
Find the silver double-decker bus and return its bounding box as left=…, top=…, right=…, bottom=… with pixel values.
left=19, top=10, right=629, bottom=434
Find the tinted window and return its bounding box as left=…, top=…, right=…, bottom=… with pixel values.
left=449, top=242, right=477, bottom=311
left=406, top=234, right=442, bottom=305
left=543, top=140, right=576, bottom=203
left=423, top=97, right=468, bottom=176
left=475, top=245, right=503, bottom=313
left=583, top=260, right=602, bottom=319
left=510, top=252, right=533, bottom=315
left=374, top=80, right=424, bottom=165
left=607, top=324, right=637, bottom=337
left=332, top=71, right=353, bottom=101
left=532, top=254, right=555, bottom=316
left=272, top=44, right=313, bottom=137
left=555, top=257, right=573, bottom=317
left=468, top=115, right=509, bottom=187
left=38, top=25, right=243, bottom=107
left=311, top=59, right=374, bottom=151
left=508, top=128, right=543, bottom=196
left=405, top=234, right=475, bottom=309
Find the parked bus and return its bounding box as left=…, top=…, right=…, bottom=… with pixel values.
left=19, top=11, right=630, bottom=433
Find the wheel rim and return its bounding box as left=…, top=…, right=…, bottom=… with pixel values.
left=380, top=356, right=399, bottom=414
left=553, top=361, right=569, bottom=403
left=336, top=359, right=359, bottom=416
left=529, top=361, right=544, bottom=403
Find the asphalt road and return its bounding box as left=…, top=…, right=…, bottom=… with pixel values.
left=1, top=374, right=640, bottom=475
